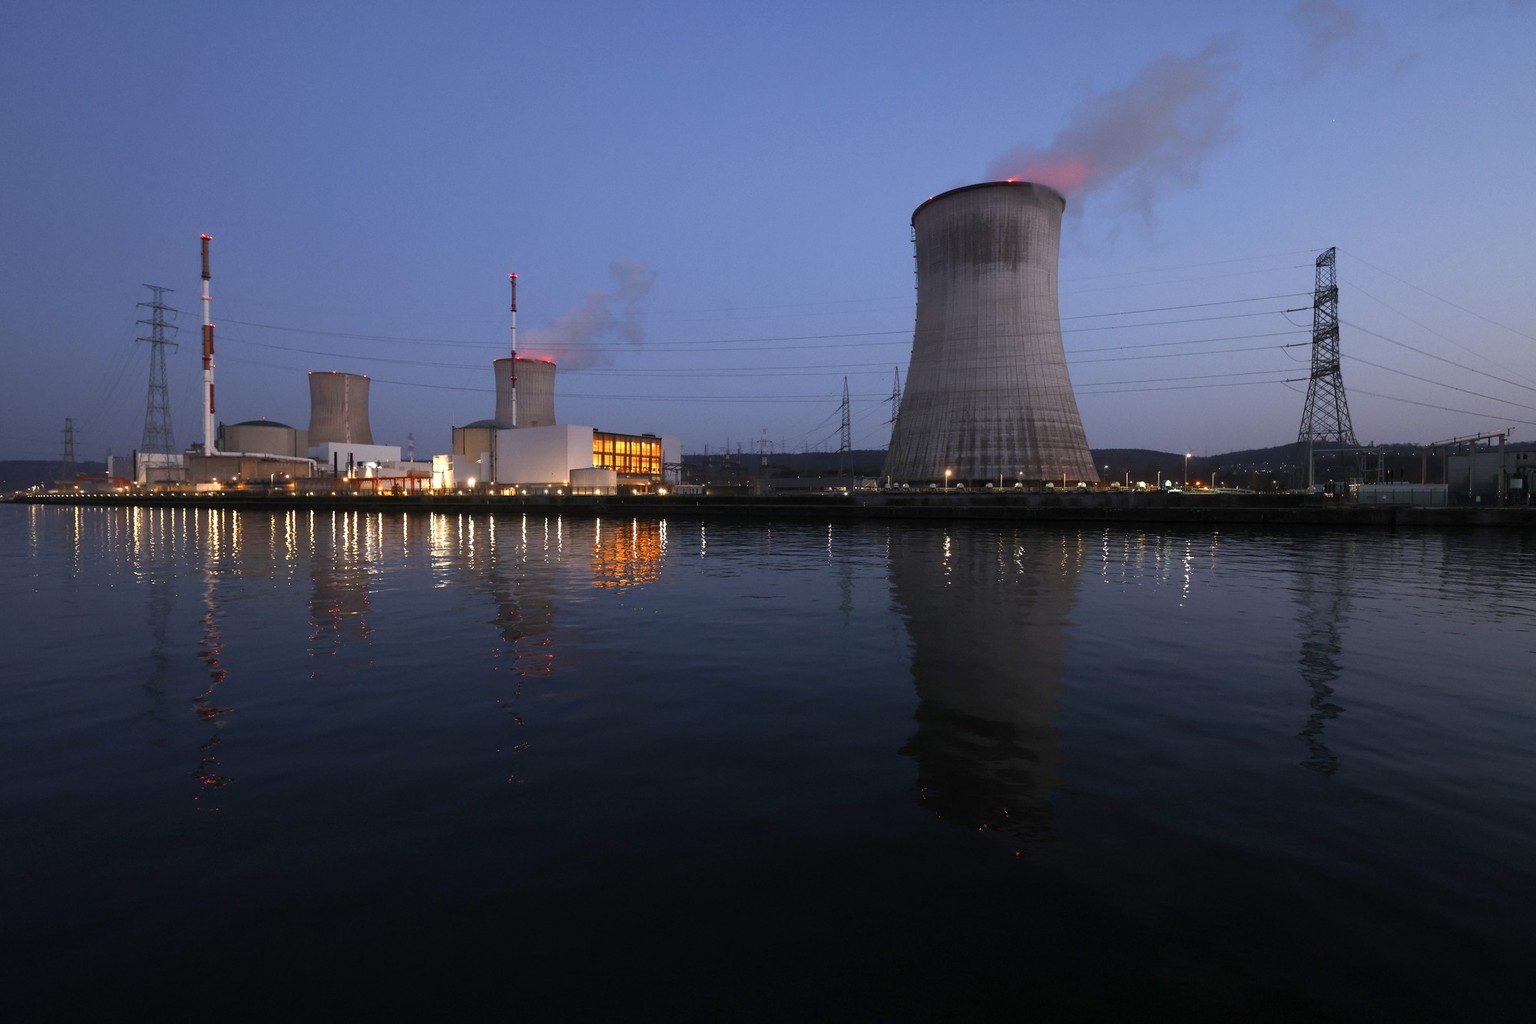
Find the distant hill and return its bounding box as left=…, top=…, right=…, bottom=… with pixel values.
left=0, top=460, right=107, bottom=494
left=682, top=446, right=1307, bottom=486
left=683, top=441, right=1478, bottom=490
left=1092, top=446, right=1306, bottom=489
left=683, top=449, right=887, bottom=482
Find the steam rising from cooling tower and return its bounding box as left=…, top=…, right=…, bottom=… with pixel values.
left=307, top=371, right=374, bottom=445
left=883, top=181, right=1097, bottom=486
left=493, top=356, right=556, bottom=427
left=986, top=46, right=1236, bottom=214
left=518, top=259, right=656, bottom=370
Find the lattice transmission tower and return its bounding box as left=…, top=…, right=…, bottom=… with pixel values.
left=839, top=378, right=852, bottom=452
left=58, top=417, right=78, bottom=489
left=1296, top=247, right=1358, bottom=489
left=137, top=284, right=179, bottom=455
left=838, top=377, right=852, bottom=476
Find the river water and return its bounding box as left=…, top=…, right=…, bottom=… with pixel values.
left=2, top=504, right=1533, bottom=1019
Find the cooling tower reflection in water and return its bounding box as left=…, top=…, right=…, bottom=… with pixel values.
left=307, top=511, right=381, bottom=653
left=890, top=527, right=1083, bottom=848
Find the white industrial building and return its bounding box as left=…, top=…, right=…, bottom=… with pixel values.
left=448, top=352, right=679, bottom=494
left=443, top=424, right=679, bottom=495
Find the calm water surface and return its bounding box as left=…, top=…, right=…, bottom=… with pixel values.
left=2, top=504, right=1533, bottom=1019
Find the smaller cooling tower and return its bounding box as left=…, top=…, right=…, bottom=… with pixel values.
left=493, top=357, right=557, bottom=428
left=308, top=371, right=373, bottom=445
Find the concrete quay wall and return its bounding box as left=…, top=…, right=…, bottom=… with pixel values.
left=10, top=490, right=1535, bottom=529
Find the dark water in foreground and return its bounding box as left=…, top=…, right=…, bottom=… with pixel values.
left=2, top=504, right=1534, bottom=1019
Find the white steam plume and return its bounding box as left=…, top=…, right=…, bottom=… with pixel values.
left=1293, top=0, right=1365, bottom=78
left=987, top=44, right=1238, bottom=217
left=520, top=259, right=657, bottom=370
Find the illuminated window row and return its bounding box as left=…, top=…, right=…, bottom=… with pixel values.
left=593, top=432, right=662, bottom=478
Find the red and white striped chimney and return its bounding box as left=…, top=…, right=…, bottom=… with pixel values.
left=200, top=234, right=217, bottom=455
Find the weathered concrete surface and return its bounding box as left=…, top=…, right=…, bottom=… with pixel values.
left=884, top=181, right=1097, bottom=487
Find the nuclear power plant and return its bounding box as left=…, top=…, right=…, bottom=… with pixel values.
left=38, top=190, right=1536, bottom=512
left=884, top=181, right=1098, bottom=486
left=89, top=238, right=680, bottom=496
left=83, top=193, right=1098, bottom=498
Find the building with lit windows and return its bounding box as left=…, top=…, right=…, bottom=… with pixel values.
left=442, top=353, right=678, bottom=494
left=593, top=431, right=664, bottom=479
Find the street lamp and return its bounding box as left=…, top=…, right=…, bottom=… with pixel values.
left=944, top=468, right=952, bottom=492
left=1184, top=453, right=1192, bottom=488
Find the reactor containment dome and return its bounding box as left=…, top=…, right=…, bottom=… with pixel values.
left=883, top=181, right=1097, bottom=486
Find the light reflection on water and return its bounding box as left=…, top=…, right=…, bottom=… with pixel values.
left=2, top=505, right=1534, bottom=1018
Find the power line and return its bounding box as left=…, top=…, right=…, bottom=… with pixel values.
left=1340, top=249, right=1536, bottom=343
left=1342, top=320, right=1536, bottom=398
left=1080, top=368, right=1298, bottom=389
left=1078, top=377, right=1300, bottom=396
left=1062, top=249, right=1317, bottom=283
left=220, top=318, right=496, bottom=348
left=217, top=292, right=1308, bottom=353
left=216, top=319, right=1307, bottom=376
left=1344, top=353, right=1536, bottom=414
left=1349, top=283, right=1536, bottom=390
left=1347, top=386, right=1536, bottom=429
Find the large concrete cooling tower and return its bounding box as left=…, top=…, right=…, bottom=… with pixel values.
left=493, top=356, right=557, bottom=428
left=883, top=181, right=1098, bottom=486
left=308, top=371, right=373, bottom=445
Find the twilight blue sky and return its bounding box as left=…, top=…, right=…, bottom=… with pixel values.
left=3, top=0, right=1534, bottom=461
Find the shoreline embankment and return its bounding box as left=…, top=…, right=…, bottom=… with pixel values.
left=9, top=490, right=1533, bottom=529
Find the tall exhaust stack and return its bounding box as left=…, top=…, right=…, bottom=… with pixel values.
left=200, top=233, right=217, bottom=455
left=883, top=181, right=1097, bottom=485
left=508, top=273, right=518, bottom=428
